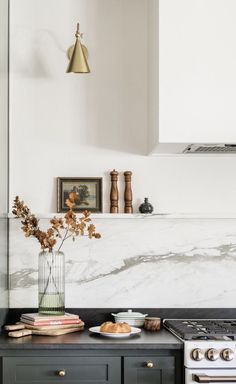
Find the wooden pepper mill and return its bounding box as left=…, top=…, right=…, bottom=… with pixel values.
left=124, top=171, right=133, bottom=213
left=110, top=169, right=119, bottom=213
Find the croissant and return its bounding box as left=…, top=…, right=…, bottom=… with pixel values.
left=100, top=321, right=131, bottom=333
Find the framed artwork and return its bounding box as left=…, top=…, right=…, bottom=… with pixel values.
left=57, top=177, right=103, bottom=213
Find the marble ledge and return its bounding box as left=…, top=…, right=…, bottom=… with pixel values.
left=7, top=212, right=236, bottom=219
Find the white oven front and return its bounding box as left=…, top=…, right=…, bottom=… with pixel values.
left=186, top=369, right=236, bottom=383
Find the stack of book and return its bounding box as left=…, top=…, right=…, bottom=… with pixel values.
left=5, top=312, right=85, bottom=338
left=20, top=312, right=83, bottom=328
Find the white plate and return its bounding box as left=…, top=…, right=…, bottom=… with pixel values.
left=89, top=326, right=141, bottom=338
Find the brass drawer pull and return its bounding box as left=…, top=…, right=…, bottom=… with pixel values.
left=58, top=369, right=66, bottom=377
left=146, top=361, right=154, bottom=368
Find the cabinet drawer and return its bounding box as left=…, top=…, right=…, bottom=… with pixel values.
left=124, top=356, right=175, bottom=384
left=2, top=356, right=121, bottom=384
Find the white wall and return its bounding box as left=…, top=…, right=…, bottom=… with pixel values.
left=9, top=0, right=236, bottom=215
left=9, top=0, right=149, bottom=213
left=0, top=0, right=9, bottom=215
left=0, top=0, right=9, bottom=310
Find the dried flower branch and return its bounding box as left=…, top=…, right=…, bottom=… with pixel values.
left=12, top=194, right=101, bottom=252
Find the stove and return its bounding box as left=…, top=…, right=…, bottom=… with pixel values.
left=164, top=319, right=236, bottom=383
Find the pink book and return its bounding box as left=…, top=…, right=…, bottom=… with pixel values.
left=21, top=312, right=79, bottom=322
left=20, top=318, right=82, bottom=326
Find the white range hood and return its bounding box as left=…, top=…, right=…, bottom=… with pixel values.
left=148, top=0, right=236, bottom=155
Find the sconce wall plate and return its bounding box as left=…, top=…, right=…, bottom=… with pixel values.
left=67, top=44, right=88, bottom=60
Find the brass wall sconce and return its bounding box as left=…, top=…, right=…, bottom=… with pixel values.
left=66, top=23, right=90, bottom=73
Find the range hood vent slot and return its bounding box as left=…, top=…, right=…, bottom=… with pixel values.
left=183, top=144, right=236, bottom=154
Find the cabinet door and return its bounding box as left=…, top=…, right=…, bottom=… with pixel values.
left=158, top=0, right=236, bottom=144
left=124, top=356, right=175, bottom=384
left=2, top=356, right=121, bottom=384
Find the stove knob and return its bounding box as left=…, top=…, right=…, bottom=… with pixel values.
left=206, top=348, right=219, bottom=361
left=221, top=348, right=234, bottom=361
left=191, top=348, right=204, bottom=361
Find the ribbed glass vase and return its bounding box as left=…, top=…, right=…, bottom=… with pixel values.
left=38, top=250, right=65, bottom=315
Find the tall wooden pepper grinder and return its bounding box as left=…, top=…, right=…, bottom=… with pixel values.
left=124, top=171, right=133, bottom=213
left=110, top=169, right=119, bottom=213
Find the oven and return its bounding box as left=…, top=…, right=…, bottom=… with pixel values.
left=163, top=319, right=236, bottom=384
left=186, top=369, right=236, bottom=383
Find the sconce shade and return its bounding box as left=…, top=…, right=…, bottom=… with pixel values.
left=66, top=24, right=90, bottom=73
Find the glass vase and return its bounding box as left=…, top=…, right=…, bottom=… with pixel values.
left=38, top=250, right=65, bottom=315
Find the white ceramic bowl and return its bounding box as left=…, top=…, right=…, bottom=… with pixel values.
left=113, top=318, right=145, bottom=327
left=111, top=309, right=148, bottom=327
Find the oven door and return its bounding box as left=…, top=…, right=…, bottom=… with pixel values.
left=186, top=369, right=236, bottom=383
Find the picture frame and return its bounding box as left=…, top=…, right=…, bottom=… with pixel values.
left=57, top=177, right=103, bottom=213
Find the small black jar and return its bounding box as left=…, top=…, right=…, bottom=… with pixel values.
left=139, top=198, right=154, bottom=214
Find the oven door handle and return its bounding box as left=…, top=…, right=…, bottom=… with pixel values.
left=193, top=374, right=236, bottom=383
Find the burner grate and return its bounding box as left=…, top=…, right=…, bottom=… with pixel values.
left=164, top=319, right=236, bottom=340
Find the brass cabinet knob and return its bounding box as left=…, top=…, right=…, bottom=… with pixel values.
left=58, top=370, right=66, bottom=377
left=146, top=361, right=154, bottom=368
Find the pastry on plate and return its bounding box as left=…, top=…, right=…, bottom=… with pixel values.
left=100, top=321, right=131, bottom=333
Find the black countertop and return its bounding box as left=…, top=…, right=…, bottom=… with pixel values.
left=0, top=328, right=183, bottom=350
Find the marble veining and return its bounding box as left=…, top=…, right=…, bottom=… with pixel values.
left=9, top=218, right=236, bottom=308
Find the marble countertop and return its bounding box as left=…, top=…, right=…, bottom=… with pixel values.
left=0, top=329, right=183, bottom=350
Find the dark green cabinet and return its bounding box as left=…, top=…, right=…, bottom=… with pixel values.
left=2, top=356, right=121, bottom=384
left=124, top=356, right=175, bottom=384
left=1, top=350, right=181, bottom=384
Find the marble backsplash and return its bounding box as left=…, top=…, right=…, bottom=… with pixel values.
left=9, top=216, right=236, bottom=308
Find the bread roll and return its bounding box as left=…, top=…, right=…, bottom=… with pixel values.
left=100, top=322, right=131, bottom=333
